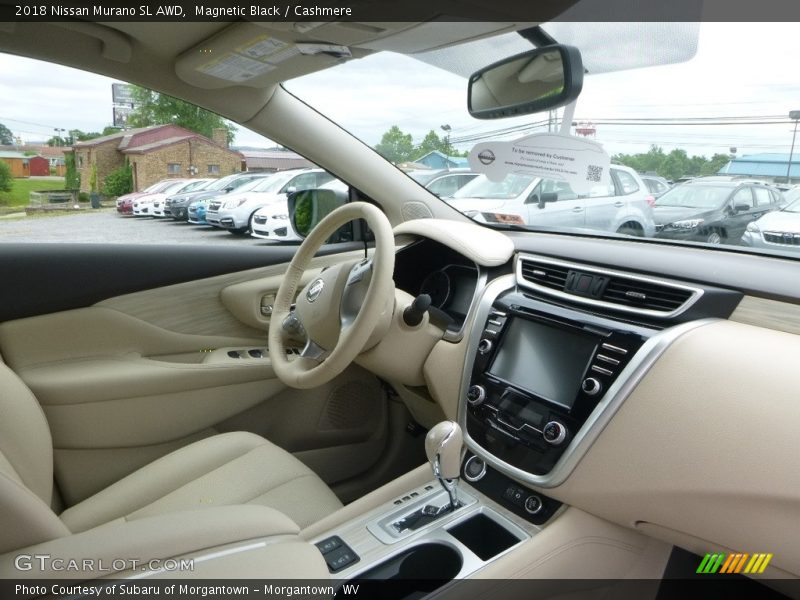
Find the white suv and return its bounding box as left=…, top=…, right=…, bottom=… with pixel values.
left=446, top=164, right=656, bottom=237
left=206, top=168, right=334, bottom=235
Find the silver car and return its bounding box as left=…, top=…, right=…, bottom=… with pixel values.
left=742, top=195, right=800, bottom=252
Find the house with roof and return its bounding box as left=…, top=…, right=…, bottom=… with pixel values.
left=719, top=153, right=800, bottom=184
left=70, top=124, right=243, bottom=192
left=414, top=150, right=469, bottom=170
left=236, top=148, right=314, bottom=172
left=0, top=151, right=32, bottom=178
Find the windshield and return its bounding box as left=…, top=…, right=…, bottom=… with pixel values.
left=453, top=174, right=536, bottom=200
left=655, top=186, right=731, bottom=209
left=282, top=22, right=800, bottom=256
left=783, top=199, right=800, bottom=213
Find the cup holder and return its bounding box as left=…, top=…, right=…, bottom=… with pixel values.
left=346, top=543, right=461, bottom=600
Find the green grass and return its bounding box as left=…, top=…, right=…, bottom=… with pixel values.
left=0, top=178, right=67, bottom=207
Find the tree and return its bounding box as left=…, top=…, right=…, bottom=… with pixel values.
left=414, top=130, right=451, bottom=159
left=64, top=153, right=80, bottom=190
left=127, top=86, right=236, bottom=144
left=701, top=153, right=732, bottom=176
left=374, top=126, right=415, bottom=163
left=0, top=123, right=13, bottom=146
left=0, top=162, right=12, bottom=193
left=102, top=163, right=133, bottom=197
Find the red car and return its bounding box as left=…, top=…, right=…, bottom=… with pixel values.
left=115, top=179, right=188, bottom=215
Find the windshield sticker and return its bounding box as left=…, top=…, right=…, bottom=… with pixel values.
left=468, top=133, right=611, bottom=196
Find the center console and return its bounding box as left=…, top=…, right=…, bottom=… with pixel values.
left=465, top=290, right=653, bottom=478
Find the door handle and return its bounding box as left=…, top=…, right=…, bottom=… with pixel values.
left=572, top=207, right=584, bottom=212
left=614, top=201, right=624, bottom=208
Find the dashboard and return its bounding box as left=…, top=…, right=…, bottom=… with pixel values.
left=393, top=238, right=481, bottom=335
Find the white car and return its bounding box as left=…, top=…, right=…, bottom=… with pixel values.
left=151, top=179, right=214, bottom=217
left=447, top=164, right=656, bottom=236
left=250, top=179, right=346, bottom=242
left=206, top=168, right=334, bottom=234
left=131, top=179, right=191, bottom=216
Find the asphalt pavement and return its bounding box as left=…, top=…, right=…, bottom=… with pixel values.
left=0, top=210, right=281, bottom=246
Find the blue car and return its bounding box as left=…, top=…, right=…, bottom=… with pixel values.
left=187, top=198, right=209, bottom=225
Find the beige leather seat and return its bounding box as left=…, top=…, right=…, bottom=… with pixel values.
left=0, top=361, right=342, bottom=553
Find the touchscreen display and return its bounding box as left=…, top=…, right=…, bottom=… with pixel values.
left=489, top=319, right=597, bottom=409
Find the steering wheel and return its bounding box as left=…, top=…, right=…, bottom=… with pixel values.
left=268, top=201, right=395, bottom=389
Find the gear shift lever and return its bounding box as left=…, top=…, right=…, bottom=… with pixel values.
left=425, top=421, right=464, bottom=510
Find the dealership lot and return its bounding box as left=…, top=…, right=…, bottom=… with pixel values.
left=0, top=211, right=283, bottom=245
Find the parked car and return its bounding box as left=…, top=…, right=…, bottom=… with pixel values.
left=186, top=198, right=210, bottom=225
left=131, top=179, right=191, bottom=216
left=116, top=179, right=187, bottom=215
left=206, top=168, right=334, bottom=234
left=741, top=195, right=800, bottom=251
left=640, top=174, right=671, bottom=198
left=152, top=179, right=214, bottom=217
left=165, top=171, right=274, bottom=221
left=251, top=179, right=346, bottom=242
left=447, top=164, right=655, bottom=236
left=407, top=168, right=479, bottom=198
left=653, top=180, right=784, bottom=244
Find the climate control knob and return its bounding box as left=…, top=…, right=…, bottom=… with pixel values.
left=581, top=377, right=602, bottom=396
left=542, top=421, right=567, bottom=446
left=467, top=384, right=486, bottom=406
left=477, top=339, right=493, bottom=354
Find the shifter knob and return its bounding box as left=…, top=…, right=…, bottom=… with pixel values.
left=425, top=421, right=464, bottom=482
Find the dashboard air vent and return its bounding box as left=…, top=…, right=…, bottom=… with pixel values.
left=515, top=253, right=702, bottom=319
left=601, top=278, right=693, bottom=313
left=519, top=259, right=569, bottom=292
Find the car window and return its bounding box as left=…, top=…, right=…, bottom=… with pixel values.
left=731, top=187, right=754, bottom=210
left=427, top=175, right=461, bottom=197
left=753, top=187, right=773, bottom=207
left=615, top=170, right=640, bottom=195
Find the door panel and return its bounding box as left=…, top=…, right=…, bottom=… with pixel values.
left=0, top=244, right=389, bottom=507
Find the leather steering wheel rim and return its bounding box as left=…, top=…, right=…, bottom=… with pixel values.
left=268, top=201, right=395, bottom=389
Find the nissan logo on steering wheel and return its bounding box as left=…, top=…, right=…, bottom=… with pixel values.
left=306, top=278, right=325, bottom=302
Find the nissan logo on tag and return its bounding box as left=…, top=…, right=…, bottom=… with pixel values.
left=478, top=149, right=495, bottom=165
left=306, top=279, right=325, bottom=302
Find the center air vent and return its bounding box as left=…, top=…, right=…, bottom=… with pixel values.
left=602, top=278, right=693, bottom=312
left=519, top=260, right=569, bottom=291
left=516, top=254, right=702, bottom=319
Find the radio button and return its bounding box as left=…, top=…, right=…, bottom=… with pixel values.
left=467, top=384, right=486, bottom=406
left=581, top=377, right=602, bottom=396
left=524, top=494, right=543, bottom=515
left=477, top=339, right=493, bottom=354
left=543, top=421, right=567, bottom=446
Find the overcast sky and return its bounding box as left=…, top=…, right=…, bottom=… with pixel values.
left=1, top=22, right=799, bottom=159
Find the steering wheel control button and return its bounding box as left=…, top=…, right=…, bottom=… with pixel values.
left=467, top=384, right=487, bottom=406
left=463, top=455, right=487, bottom=482
left=581, top=377, right=602, bottom=396
left=524, top=494, right=544, bottom=515
left=543, top=421, right=567, bottom=446
left=477, top=338, right=493, bottom=354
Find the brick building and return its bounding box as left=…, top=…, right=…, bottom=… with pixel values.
left=70, top=125, right=242, bottom=193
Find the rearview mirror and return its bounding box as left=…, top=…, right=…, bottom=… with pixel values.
left=468, top=45, right=584, bottom=119
left=288, top=188, right=349, bottom=239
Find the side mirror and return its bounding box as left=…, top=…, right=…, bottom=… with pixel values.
left=733, top=203, right=750, bottom=213
left=224, top=186, right=234, bottom=192
left=288, top=188, right=349, bottom=239
left=468, top=45, right=584, bottom=119
left=538, top=192, right=558, bottom=209
left=285, top=186, right=297, bottom=195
